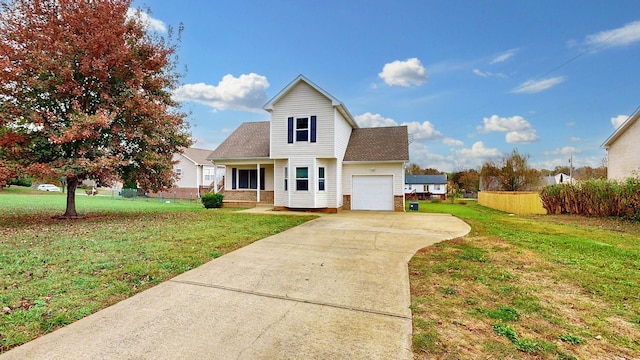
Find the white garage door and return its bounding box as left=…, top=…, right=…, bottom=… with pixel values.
left=352, top=175, right=394, bottom=211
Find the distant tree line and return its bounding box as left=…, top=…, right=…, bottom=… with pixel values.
left=406, top=149, right=607, bottom=194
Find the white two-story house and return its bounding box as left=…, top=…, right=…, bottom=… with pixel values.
left=208, top=75, right=409, bottom=212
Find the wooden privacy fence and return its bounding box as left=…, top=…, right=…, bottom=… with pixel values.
left=478, top=191, right=547, bottom=215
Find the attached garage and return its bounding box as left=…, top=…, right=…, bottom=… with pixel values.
left=351, top=175, right=394, bottom=211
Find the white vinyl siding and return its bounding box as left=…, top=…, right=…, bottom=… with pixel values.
left=172, top=154, right=197, bottom=188
left=286, top=156, right=317, bottom=208
left=607, top=118, right=640, bottom=181
left=334, top=108, right=353, bottom=159
left=270, top=82, right=335, bottom=159
left=274, top=159, right=288, bottom=207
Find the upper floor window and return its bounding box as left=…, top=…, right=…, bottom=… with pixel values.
left=296, top=117, right=309, bottom=142
left=288, top=116, right=317, bottom=143
left=175, top=168, right=182, bottom=177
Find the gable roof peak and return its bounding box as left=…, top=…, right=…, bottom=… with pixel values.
left=263, top=74, right=358, bottom=128
left=602, top=107, right=640, bottom=148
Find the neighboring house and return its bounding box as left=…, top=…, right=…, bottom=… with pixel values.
left=542, top=173, right=574, bottom=186
left=208, top=75, right=409, bottom=212
left=404, top=174, right=447, bottom=200
left=602, top=110, right=640, bottom=180
left=151, top=147, right=219, bottom=199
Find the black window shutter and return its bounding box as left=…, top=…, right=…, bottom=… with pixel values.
left=310, top=116, right=317, bottom=143
left=260, top=168, right=265, bottom=190
left=287, top=117, right=294, bottom=143
left=231, top=168, right=237, bottom=189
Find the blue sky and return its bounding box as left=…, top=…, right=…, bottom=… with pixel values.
left=132, top=0, right=640, bottom=172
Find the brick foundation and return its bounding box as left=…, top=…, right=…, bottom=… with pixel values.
left=343, top=195, right=351, bottom=210
left=221, top=190, right=274, bottom=204
left=394, top=195, right=405, bottom=212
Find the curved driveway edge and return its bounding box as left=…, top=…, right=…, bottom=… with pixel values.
left=1, top=211, right=470, bottom=360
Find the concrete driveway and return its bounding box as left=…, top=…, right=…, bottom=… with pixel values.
left=1, top=211, right=470, bottom=360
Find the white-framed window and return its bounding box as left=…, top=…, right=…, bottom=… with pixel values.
left=433, top=184, right=441, bottom=191
left=296, top=117, right=309, bottom=142
left=284, top=167, right=288, bottom=191
left=318, top=167, right=325, bottom=191
left=175, top=168, right=182, bottom=176
left=204, top=168, right=214, bottom=181
left=296, top=167, right=308, bottom=191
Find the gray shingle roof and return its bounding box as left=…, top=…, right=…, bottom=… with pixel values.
left=208, top=122, right=270, bottom=160
left=343, top=126, right=409, bottom=162
left=405, top=174, right=447, bottom=185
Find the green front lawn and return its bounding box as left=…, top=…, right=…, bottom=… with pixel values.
left=409, top=200, right=640, bottom=359
left=0, top=187, right=315, bottom=352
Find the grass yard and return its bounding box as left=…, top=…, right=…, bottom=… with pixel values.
left=409, top=200, right=640, bottom=359
left=0, top=187, right=315, bottom=353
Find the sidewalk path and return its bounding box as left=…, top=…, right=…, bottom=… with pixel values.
left=1, top=211, right=470, bottom=360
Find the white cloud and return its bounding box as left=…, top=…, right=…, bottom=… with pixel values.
left=512, top=77, right=566, bottom=93
left=473, top=68, right=507, bottom=78
left=354, top=112, right=442, bottom=141
left=490, top=49, right=518, bottom=64
left=405, top=121, right=443, bottom=141
left=478, top=115, right=540, bottom=144
left=611, top=114, right=628, bottom=128
left=585, top=20, right=640, bottom=49
left=473, top=69, right=488, bottom=78
left=126, top=8, right=167, bottom=33
left=570, top=136, right=582, bottom=142
left=378, top=58, right=427, bottom=87
left=173, top=73, right=270, bottom=112
left=354, top=112, right=442, bottom=142
left=354, top=112, right=398, bottom=128
left=566, top=121, right=576, bottom=127
left=443, top=137, right=464, bottom=146
left=455, top=141, right=502, bottom=160
left=544, top=146, right=582, bottom=156
left=408, top=143, right=456, bottom=171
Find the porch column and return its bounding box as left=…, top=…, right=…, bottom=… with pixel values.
left=256, top=163, right=261, bottom=203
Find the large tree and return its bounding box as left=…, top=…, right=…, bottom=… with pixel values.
left=0, top=0, right=191, bottom=217
left=480, top=149, right=540, bottom=191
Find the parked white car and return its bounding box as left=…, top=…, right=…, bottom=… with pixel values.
left=37, top=184, right=61, bottom=192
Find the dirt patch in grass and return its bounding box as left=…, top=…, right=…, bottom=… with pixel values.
left=410, top=202, right=640, bottom=359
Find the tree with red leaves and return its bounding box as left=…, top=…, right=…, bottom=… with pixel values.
left=0, top=0, right=192, bottom=217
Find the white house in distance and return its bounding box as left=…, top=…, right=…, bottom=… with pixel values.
left=208, top=75, right=409, bottom=212
left=542, top=173, right=574, bottom=186
left=150, top=147, right=220, bottom=199
left=602, top=109, right=640, bottom=180
left=404, top=174, right=447, bottom=200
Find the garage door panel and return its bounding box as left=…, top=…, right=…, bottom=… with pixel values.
left=352, top=175, right=393, bottom=211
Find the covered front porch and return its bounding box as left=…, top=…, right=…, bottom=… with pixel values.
left=214, top=161, right=275, bottom=208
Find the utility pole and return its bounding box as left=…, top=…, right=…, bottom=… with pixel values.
left=569, top=154, right=573, bottom=183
